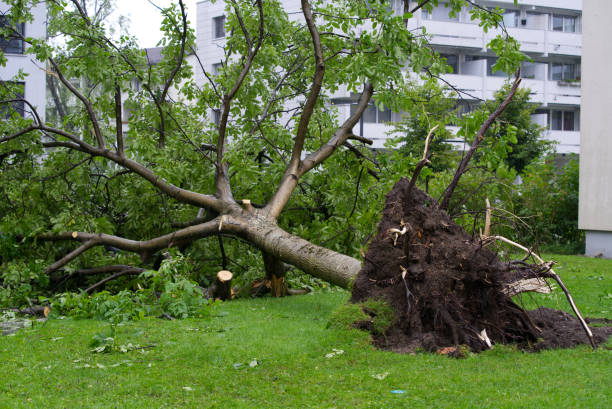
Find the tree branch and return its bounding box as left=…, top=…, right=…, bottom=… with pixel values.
left=38, top=218, right=242, bottom=262
left=287, top=0, right=326, bottom=172
left=215, top=0, right=265, bottom=200
left=84, top=270, right=142, bottom=294
left=49, top=57, right=105, bottom=149
left=265, top=83, right=374, bottom=218
left=157, top=0, right=189, bottom=148
left=347, top=133, right=373, bottom=145
left=406, top=124, right=438, bottom=195
left=439, top=72, right=521, bottom=210
left=36, top=124, right=223, bottom=212
left=45, top=239, right=99, bottom=274
left=114, top=85, right=124, bottom=156
left=0, top=125, right=38, bottom=144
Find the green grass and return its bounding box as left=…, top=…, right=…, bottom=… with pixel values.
left=1, top=255, right=611, bottom=408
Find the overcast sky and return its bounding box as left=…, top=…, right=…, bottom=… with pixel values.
left=111, top=0, right=198, bottom=48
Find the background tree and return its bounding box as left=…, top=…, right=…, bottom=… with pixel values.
left=479, top=83, right=551, bottom=174
left=386, top=80, right=458, bottom=193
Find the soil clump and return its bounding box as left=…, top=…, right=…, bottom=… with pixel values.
left=350, top=178, right=612, bottom=353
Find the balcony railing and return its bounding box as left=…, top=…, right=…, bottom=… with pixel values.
left=409, top=13, right=581, bottom=57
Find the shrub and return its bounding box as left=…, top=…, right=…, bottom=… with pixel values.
left=513, top=156, right=583, bottom=253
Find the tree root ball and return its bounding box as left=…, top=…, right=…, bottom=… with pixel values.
left=350, top=178, right=612, bottom=353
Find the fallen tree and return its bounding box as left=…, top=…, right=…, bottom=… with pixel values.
left=0, top=0, right=534, bottom=292
left=2, top=1, right=609, bottom=351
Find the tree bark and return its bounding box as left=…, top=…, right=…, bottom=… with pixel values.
left=262, top=251, right=288, bottom=297
left=208, top=270, right=233, bottom=300
left=240, top=214, right=362, bottom=289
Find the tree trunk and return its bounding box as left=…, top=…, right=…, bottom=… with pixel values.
left=262, top=251, right=288, bottom=297
left=207, top=270, right=233, bottom=300
left=240, top=214, right=362, bottom=289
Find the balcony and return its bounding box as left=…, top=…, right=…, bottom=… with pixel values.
left=412, top=11, right=581, bottom=58
left=439, top=68, right=580, bottom=107
left=439, top=73, right=484, bottom=100
left=343, top=107, right=579, bottom=155
left=547, top=31, right=581, bottom=56
left=547, top=79, right=581, bottom=105
left=420, top=20, right=485, bottom=50
left=543, top=130, right=580, bottom=154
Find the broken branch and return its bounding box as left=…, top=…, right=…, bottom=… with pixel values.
left=406, top=124, right=439, bottom=194
left=485, top=235, right=597, bottom=349
left=440, top=72, right=522, bottom=210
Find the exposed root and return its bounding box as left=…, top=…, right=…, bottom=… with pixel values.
left=351, top=179, right=610, bottom=353
left=485, top=235, right=596, bottom=349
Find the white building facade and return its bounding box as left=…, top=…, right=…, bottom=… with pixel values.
left=196, top=0, right=581, bottom=152
left=578, top=0, right=612, bottom=258
left=0, top=1, right=46, bottom=122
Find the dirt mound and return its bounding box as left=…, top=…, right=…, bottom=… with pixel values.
left=527, top=308, right=612, bottom=350
left=350, top=178, right=612, bottom=353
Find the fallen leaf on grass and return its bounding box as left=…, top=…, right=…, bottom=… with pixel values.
left=75, top=360, right=132, bottom=369
left=325, top=349, right=344, bottom=358
left=371, top=372, right=389, bottom=380
left=234, top=358, right=262, bottom=369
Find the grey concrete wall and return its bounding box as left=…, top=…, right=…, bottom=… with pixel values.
left=585, top=230, right=612, bottom=258
left=578, top=1, right=612, bottom=239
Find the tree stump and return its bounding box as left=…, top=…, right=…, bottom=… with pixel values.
left=208, top=270, right=233, bottom=300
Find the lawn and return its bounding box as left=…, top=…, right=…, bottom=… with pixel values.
left=1, top=254, right=611, bottom=408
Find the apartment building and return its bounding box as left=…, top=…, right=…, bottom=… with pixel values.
left=196, top=0, right=582, bottom=153
left=0, top=1, right=46, bottom=122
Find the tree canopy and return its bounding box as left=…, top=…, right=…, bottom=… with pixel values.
left=0, top=0, right=532, bottom=309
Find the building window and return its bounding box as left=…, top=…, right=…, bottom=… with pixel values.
left=0, top=16, right=25, bottom=54
left=213, top=16, right=226, bottom=39
left=525, top=12, right=544, bottom=29
left=212, top=62, right=223, bottom=75
left=521, top=61, right=538, bottom=79
left=352, top=103, right=391, bottom=124
left=1, top=81, right=25, bottom=118
left=387, top=0, right=404, bottom=16
left=455, top=101, right=479, bottom=118
left=550, top=63, right=580, bottom=81
left=212, top=109, right=221, bottom=126
left=440, top=54, right=458, bottom=74
left=550, top=110, right=577, bottom=131
left=486, top=57, right=508, bottom=77
left=501, top=9, right=519, bottom=28
left=422, top=3, right=459, bottom=22
left=552, top=14, right=578, bottom=33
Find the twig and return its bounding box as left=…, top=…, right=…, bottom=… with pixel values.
left=483, top=198, right=491, bottom=238
left=84, top=270, right=140, bottom=293
left=406, top=125, right=438, bottom=194
left=400, top=266, right=414, bottom=315
left=161, top=312, right=175, bottom=321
